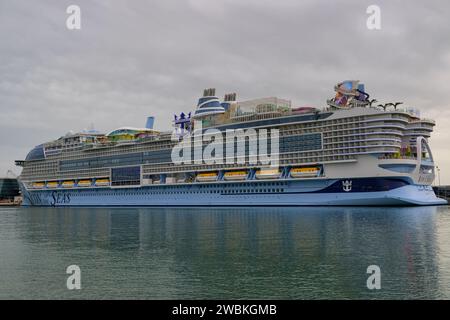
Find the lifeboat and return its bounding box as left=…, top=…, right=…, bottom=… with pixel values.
left=32, top=182, right=45, bottom=189
left=255, top=169, right=280, bottom=179
left=290, top=167, right=320, bottom=178
left=62, top=180, right=75, bottom=188
left=46, top=181, right=59, bottom=188
left=196, top=172, right=218, bottom=182
left=223, top=171, right=247, bottom=181
left=77, top=180, right=92, bottom=187
left=95, top=178, right=110, bottom=186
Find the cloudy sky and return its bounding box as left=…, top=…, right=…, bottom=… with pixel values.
left=1, top=0, right=450, bottom=183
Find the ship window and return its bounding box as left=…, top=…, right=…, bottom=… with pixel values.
left=111, top=166, right=141, bottom=186
left=26, top=145, right=46, bottom=161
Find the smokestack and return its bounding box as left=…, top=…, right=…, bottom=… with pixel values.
left=203, top=88, right=216, bottom=97
left=145, top=116, right=154, bottom=129
left=224, top=93, right=237, bottom=102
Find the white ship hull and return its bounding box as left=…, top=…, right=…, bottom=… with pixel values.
left=20, top=177, right=446, bottom=207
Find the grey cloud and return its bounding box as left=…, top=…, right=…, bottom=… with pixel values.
left=1, top=0, right=450, bottom=181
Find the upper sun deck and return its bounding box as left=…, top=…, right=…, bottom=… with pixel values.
left=17, top=81, right=436, bottom=167
left=106, top=127, right=160, bottom=142
left=184, top=81, right=435, bottom=131
left=197, top=96, right=322, bottom=129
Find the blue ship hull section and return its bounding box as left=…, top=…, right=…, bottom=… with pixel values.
left=20, top=178, right=447, bottom=207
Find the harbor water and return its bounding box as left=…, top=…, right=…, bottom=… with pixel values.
left=1, top=206, right=450, bottom=299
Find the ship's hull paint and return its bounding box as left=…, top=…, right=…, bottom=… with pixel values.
left=19, top=177, right=447, bottom=207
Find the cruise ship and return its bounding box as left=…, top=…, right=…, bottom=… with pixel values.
left=16, top=81, right=447, bottom=206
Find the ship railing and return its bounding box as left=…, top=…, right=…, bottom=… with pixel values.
left=378, top=155, right=417, bottom=160
left=203, top=108, right=324, bottom=129
left=419, top=118, right=436, bottom=124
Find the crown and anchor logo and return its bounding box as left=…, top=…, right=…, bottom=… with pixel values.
left=342, top=180, right=352, bottom=192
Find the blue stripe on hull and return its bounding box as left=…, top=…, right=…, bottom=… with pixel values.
left=20, top=178, right=447, bottom=207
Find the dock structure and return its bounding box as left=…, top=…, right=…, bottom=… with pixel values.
left=0, top=177, right=21, bottom=206
left=433, top=186, right=450, bottom=201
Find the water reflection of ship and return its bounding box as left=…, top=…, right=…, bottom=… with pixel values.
left=137, top=206, right=442, bottom=298
left=19, top=206, right=442, bottom=250
left=16, top=206, right=445, bottom=298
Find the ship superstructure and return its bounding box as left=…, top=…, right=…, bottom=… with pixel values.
left=16, top=81, right=446, bottom=206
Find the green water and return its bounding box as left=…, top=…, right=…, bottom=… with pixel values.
left=1, top=206, right=450, bottom=299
